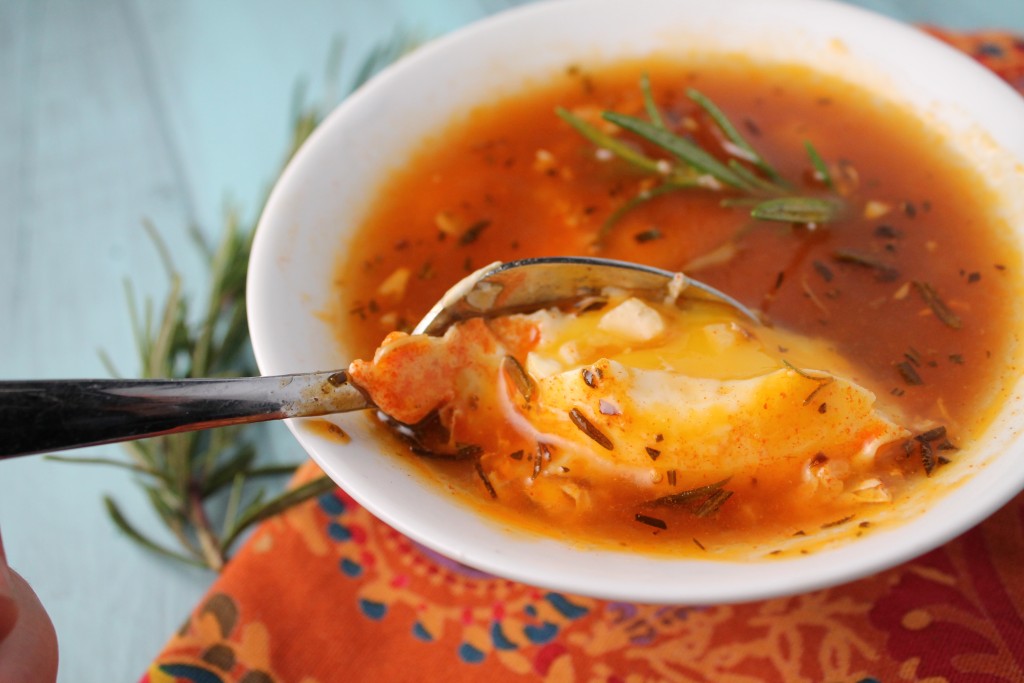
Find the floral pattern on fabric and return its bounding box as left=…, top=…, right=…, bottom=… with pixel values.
left=868, top=498, right=1024, bottom=680
left=925, top=27, right=1024, bottom=93
left=148, top=465, right=1024, bottom=683
left=145, top=29, right=1024, bottom=683
left=142, top=594, right=300, bottom=683
left=318, top=489, right=594, bottom=671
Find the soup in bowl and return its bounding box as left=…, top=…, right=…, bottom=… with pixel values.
left=247, top=0, right=1024, bottom=603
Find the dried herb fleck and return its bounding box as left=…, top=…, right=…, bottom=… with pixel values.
left=532, top=442, right=552, bottom=479
left=474, top=461, right=498, bottom=499
left=694, top=489, right=734, bottom=518
left=643, top=477, right=732, bottom=511
left=874, top=224, right=900, bottom=239
left=914, top=425, right=954, bottom=475
left=812, top=260, right=834, bottom=282
left=896, top=360, right=923, bottom=386
left=634, top=228, right=664, bottom=243
left=568, top=408, right=614, bottom=450
left=821, top=514, right=855, bottom=529
left=833, top=248, right=899, bottom=281
left=634, top=513, right=668, bottom=530
left=409, top=442, right=482, bottom=461
left=915, top=425, right=947, bottom=443
left=914, top=281, right=963, bottom=329
left=458, top=219, right=492, bottom=246
left=502, top=355, right=535, bottom=402
left=920, top=439, right=936, bottom=475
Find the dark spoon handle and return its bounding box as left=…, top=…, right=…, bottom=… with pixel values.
left=0, top=371, right=370, bottom=458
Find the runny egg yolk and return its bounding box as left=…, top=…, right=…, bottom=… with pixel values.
left=348, top=295, right=909, bottom=518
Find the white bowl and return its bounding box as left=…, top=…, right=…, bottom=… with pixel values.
left=248, top=0, right=1024, bottom=604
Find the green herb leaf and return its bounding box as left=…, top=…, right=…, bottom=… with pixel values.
left=104, top=496, right=208, bottom=569
left=750, top=196, right=842, bottom=224
left=221, top=475, right=337, bottom=550
left=726, top=159, right=789, bottom=195
left=643, top=477, right=732, bottom=508
left=640, top=73, right=666, bottom=129
left=603, top=111, right=751, bottom=189
left=556, top=107, right=665, bottom=175
left=804, top=141, right=835, bottom=190
left=914, top=281, right=963, bottom=329
left=833, top=248, right=900, bottom=281
left=687, top=87, right=786, bottom=185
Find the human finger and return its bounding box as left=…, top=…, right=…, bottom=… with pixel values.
left=0, top=530, right=19, bottom=642
left=0, top=567, right=59, bottom=683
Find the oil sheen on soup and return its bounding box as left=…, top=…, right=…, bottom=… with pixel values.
left=334, top=59, right=1020, bottom=557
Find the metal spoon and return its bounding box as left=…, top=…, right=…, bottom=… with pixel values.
left=0, top=256, right=756, bottom=458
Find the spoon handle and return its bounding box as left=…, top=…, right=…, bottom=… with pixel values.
left=0, top=371, right=370, bottom=459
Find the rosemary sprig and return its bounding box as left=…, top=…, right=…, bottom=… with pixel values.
left=52, top=32, right=417, bottom=572
left=557, top=78, right=844, bottom=243
left=604, top=110, right=753, bottom=189
left=686, top=87, right=788, bottom=187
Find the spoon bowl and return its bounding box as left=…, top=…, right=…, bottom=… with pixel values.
left=414, top=256, right=758, bottom=336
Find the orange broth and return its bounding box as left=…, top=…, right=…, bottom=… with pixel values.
left=333, top=59, right=1020, bottom=555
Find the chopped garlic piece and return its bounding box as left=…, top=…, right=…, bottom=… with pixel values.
left=863, top=200, right=892, bottom=219
left=703, top=323, right=743, bottom=353
left=434, top=211, right=459, bottom=236
left=598, top=297, right=665, bottom=342
left=534, top=148, right=557, bottom=173
left=526, top=351, right=563, bottom=380
left=558, top=340, right=582, bottom=365
left=377, top=267, right=411, bottom=300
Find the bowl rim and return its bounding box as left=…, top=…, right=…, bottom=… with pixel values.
left=248, top=0, right=1024, bottom=604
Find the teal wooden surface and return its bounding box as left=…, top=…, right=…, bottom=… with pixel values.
left=0, top=1, right=1019, bottom=680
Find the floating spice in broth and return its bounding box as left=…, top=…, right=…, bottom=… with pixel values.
left=336, top=58, right=1020, bottom=557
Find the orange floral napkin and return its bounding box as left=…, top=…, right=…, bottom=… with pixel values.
left=143, top=29, right=1024, bottom=683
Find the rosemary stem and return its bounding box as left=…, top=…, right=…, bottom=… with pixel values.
left=165, top=508, right=204, bottom=563
left=73, top=31, right=416, bottom=572
left=221, top=473, right=246, bottom=538
left=188, top=480, right=226, bottom=571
